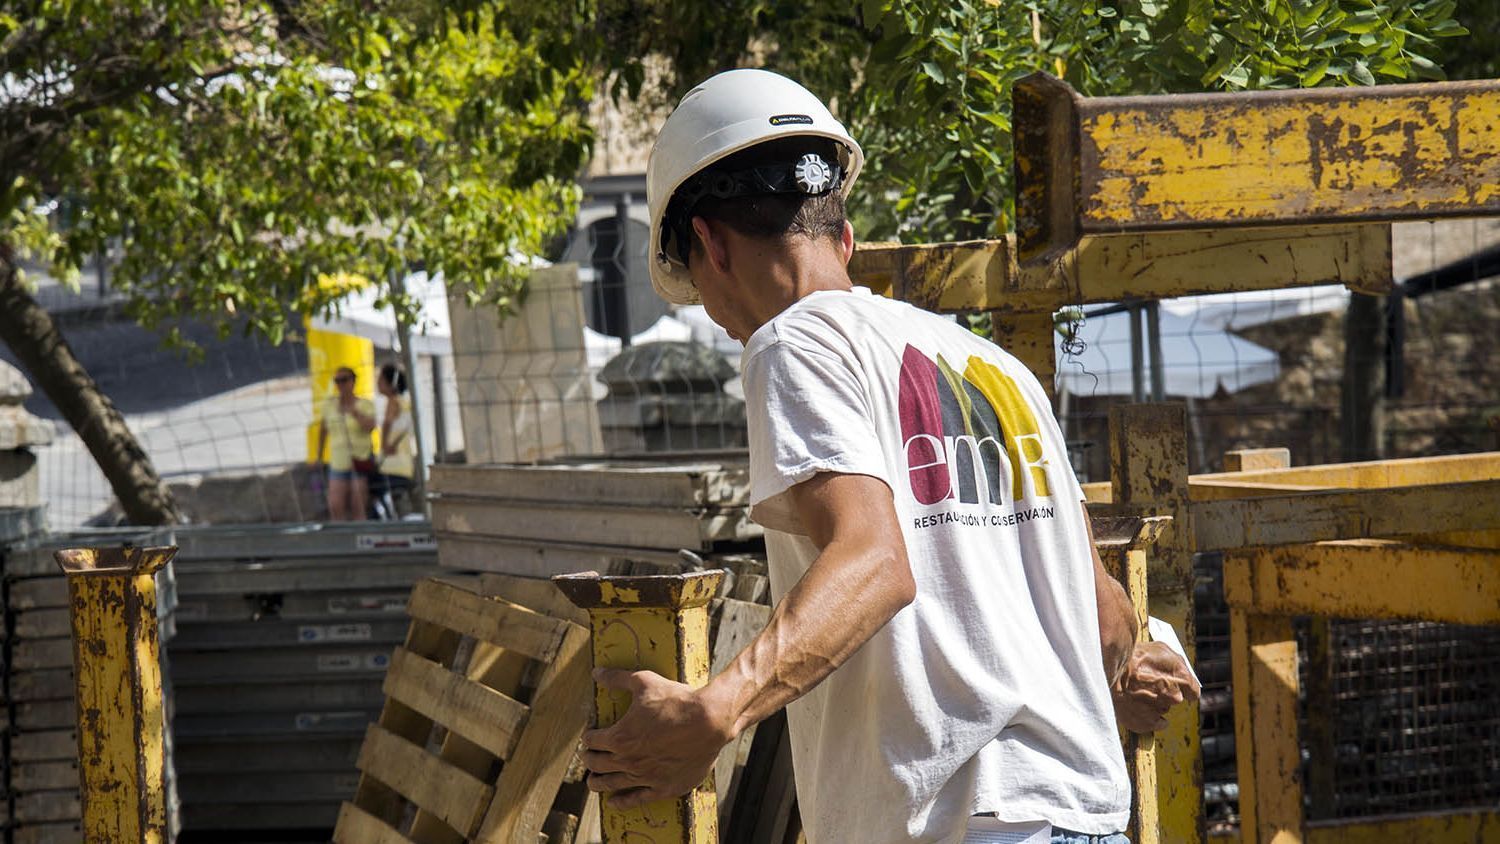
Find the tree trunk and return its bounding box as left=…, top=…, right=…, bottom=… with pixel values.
left=0, top=244, right=179, bottom=525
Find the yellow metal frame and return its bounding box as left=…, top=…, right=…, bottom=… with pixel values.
left=1011, top=72, right=1500, bottom=261
left=554, top=571, right=722, bottom=844
left=1214, top=458, right=1500, bottom=844
left=873, top=69, right=1500, bottom=843
left=55, top=545, right=177, bottom=844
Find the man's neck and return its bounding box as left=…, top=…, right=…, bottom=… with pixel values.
left=738, top=238, right=852, bottom=336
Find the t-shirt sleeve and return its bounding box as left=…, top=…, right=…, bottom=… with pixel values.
left=742, top=337, right=892, bottom=534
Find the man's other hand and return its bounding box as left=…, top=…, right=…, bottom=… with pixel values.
left=1112, top=641, right=1202, bottom=733
left=581, top=667, right=736, bottom=809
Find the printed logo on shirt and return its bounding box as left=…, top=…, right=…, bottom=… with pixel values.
left=897, top=344, right=1056, bottom=508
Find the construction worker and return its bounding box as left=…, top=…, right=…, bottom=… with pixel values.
left=581, top=69, right=1201, bottom=843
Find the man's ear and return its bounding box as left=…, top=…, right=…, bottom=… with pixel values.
left=840, top=220, right=855, bottom=264
left=690, top=216, right=731, bottom=275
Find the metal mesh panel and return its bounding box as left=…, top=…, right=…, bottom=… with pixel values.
left=1303, top=619, right=1500, bottom=820
left=1193, top=552, right=1500, bottom=831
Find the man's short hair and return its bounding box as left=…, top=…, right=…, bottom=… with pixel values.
left=674, top=137, right=848, bottom=263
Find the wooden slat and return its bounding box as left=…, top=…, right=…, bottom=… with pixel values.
left=428, top=461, right=750, bottom=509
left=476, top=573, right=590, bottom=625
left=352, top=616, right=462, bottom=825
left=408, top=639, right=533, bottom=844
left=1194, top=479, right=1500, bottom=551
left=407, top=578, right=568, bottom=662
left=1194, top=451, right=1500, bottom=489
left=710, top=599, right=773, bottom=830
left=474, top=623, right=593, bottom=843
left=432, top=495, right=758, bottom=551
left=1222, top=448, right=1291, bottom=473
left=356, top=724, right=495, bottom=838
left=1224, top=541, right=1500, bottom=625
left=383, top=647, right=529, bottom=761
left=334, top=802, right=418, bottom=844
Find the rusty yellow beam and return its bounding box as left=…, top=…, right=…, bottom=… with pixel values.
left=1224, top=541, right=1500, bottom=625
left=55, top=545, right=177, bottom=844
left=1193, top=451, right=1500, bottom=489
left=1189, top=480, right=1327, bottom=502
left=849, top=223, right=1389, bottom=314
left=1193, top=478, right=1500, bottom=551
left=1304, top=809, right=1500, bottom=844
left=1013, top=71, right=1500, bottom=261
left=1107, top=404, right=1202, bottom=844
left=1094, top=516, right=1170, bottom=844
left=1228, top=605, right=1304, bottom=844
left=553, top=571, right=722, bottom=844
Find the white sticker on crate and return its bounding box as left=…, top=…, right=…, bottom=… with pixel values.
left=355, top=532, right=436, bottom=551
left=298, top=623, right=373, bottom=643
left=327, top=595, right=407, bottom=614
left=315, top=654, right=362, bottom=672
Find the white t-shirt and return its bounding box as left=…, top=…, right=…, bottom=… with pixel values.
left=741, top=287, right=1129, bottom=844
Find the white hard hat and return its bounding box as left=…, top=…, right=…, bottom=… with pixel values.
left=646, top=69, right=865, bottom=305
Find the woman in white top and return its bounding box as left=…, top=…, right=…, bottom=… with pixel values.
left=376, top=363, right=416, bottom=517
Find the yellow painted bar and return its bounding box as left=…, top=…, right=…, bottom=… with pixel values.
left=849, top=224, right=1389, bottom=315
left=55, top=545, right=177, bottom=844
left=553, top=571, right=722, bottom=844
left=1222, top=449, right=1290, bottom=473
left=1192, top=451, right=1500, bottom=489
left=1304, top=808, right=1500, bottom=843
left=1224, top=541, right=1500, bottom=625
left=1096, top=517, right=1168, bottom=844
left=1194, top=479, right=1500, bottom=551
left=1012, top=71, right=1500, bottom=260
left=1229, top=606, right=1304, bottom=844
left=1107, top=404, right=1202, bottom=844
left=990, top=310, right=1056, bottom=399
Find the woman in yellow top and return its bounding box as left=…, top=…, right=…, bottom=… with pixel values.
left=315, top=366, right=377, bottom=520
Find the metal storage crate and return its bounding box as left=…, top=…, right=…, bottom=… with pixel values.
left=1, top=527, right=177, bottom=844
left=164, top=521, right=441, bottom=838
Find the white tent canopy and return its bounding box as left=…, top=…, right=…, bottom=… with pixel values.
left=310, top=270, right=453, bottom=356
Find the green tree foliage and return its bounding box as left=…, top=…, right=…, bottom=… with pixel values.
left=0, top=1, right=598, bottom=523
left=2, top=1, right=596, bottom=340
left=602, top=0, right=1467, bottom=242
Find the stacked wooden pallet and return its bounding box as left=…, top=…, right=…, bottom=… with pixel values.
left=0, top=528, right=176, bottom=844
left=429, top=457, right=761, bottom=579
left=333, top=573, right=596, bottom=844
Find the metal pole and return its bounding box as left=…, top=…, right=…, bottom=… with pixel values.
left=1129, top=302, right=1146, bottom=403
left=391, top=269, right=430, bottom=516
left=614, top=194, right=633, bottom=345
left=430, top=353, right=448, bottom=463
left=553, top=570, right=723, bottom=844
left=1146, top=300, right=1165, bottom=402
left=56, top=544, right=177, bottom=844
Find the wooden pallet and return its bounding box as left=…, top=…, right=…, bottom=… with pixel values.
left=333, top=575, right=595, bottom=844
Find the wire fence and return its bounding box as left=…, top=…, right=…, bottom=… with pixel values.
left=9, top=198, right=1498, bottom=527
